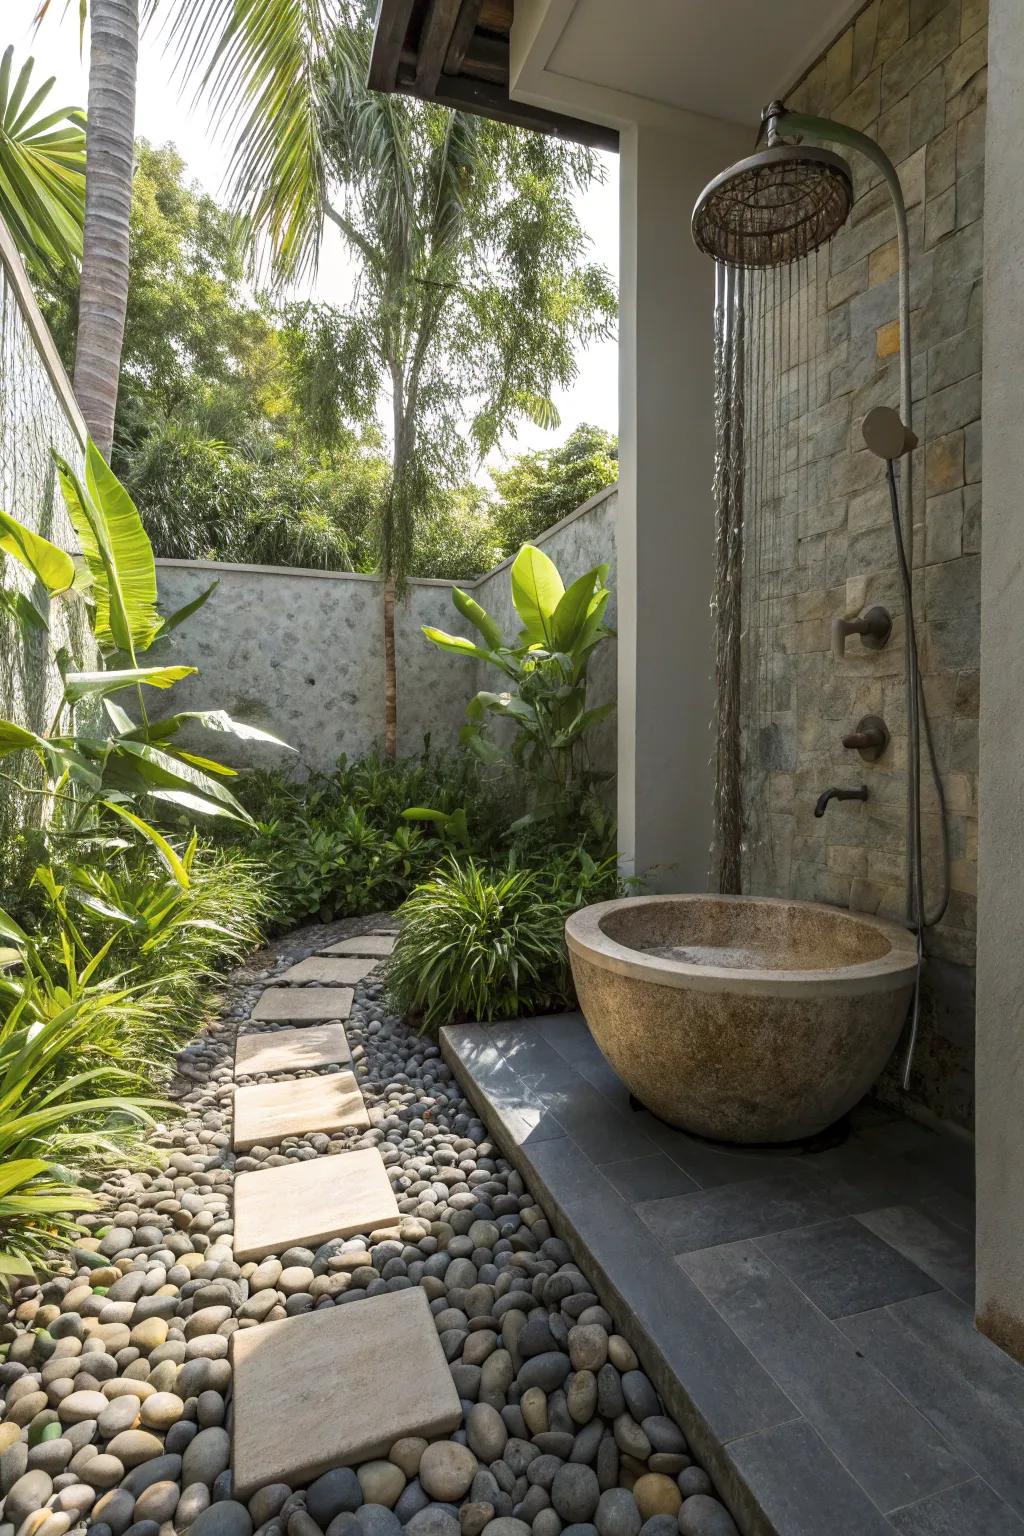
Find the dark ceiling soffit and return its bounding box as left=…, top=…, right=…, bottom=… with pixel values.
left=369, top=0, right=619, bottom=153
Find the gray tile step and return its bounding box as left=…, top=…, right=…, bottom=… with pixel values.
left=231, top=1287, right=461, bottom=1499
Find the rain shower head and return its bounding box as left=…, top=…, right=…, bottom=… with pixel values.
left=692, top=143, right=853, bottom=268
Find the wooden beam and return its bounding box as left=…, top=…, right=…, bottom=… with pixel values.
left=400, top=73, right=619, bottom=153
left=416, top=0, right=463, bottom=95
left=458, top=33, right=507, bottom=86
left=444, top=0, right=484, bottom=75
left=368, top=0, right=416, bottom=92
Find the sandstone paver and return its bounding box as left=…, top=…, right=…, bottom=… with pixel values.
left=231, top=1288, right=461, bottom=1498
left=273, top=956, right=377, bottom=985
left=233, top=1070, right=368, bottom=1151
left=234, top=1022, right=351, bottom=1078
left=252, top=987, right=353, bottom=1022
left=233, top=1146, right=400, bottom=1262
left=318, top=935, right=396, bottom=958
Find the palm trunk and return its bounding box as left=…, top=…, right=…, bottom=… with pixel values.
left=383, top=575, right=397, bottom=759
left=74, top=0, right=139, bottom=460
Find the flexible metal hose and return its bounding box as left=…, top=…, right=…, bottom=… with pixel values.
left=884, top=459, right=951, bottom=1087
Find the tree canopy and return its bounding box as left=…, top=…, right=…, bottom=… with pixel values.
left=490, top=424, right=619, bottom=557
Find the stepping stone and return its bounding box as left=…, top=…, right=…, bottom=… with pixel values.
left=234, top=1023, right=351, bottom=1078
left=272, top=956, right=377, bottom=985
left=252, top=987, right=353, bottom=1022
left=231, top=1287, right=461, bottom=1499
left=233, top=1071, right=368, bottom=1152
left=233, top=1147, right=400, bottom=1262
left=319, top=935, right=396, bottom=958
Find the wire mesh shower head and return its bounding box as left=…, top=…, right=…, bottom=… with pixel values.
left=692, top=144, right=854, bottom=267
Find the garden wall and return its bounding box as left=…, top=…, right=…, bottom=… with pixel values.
left=152, top=485, right=618, bottom=776
left=0, top=221, right=94, bottom=858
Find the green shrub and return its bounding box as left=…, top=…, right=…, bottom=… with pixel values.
left=384, top=847, right=624, bottom=1032
left=240, top=750, right=512, bottom=927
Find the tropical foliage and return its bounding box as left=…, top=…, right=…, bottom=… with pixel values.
left=383, top=848, right=622, bottom=1032
left=423, top=544, right=615, bottom=835
left=0, top=46, right=85, bottom=275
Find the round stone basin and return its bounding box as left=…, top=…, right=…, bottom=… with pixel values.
left=565, top=894, right=917, bottom=1144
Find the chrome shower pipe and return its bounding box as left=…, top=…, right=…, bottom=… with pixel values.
left=770, top=108, right=918, bottom=928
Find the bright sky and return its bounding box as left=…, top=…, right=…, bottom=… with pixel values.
left=12, top=5, right=619, bottom=471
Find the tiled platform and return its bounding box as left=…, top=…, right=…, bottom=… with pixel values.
left=234, top=1022, right=351, bottom=1077
left=233, top=1146, right=399, bottom=1261
left=440, top=1014, right=1015, bottom=1536
left=233, top=1070, right=369, bottom=1151
left=252, top=986, right=353, bottom=1022
left=273, top=956, right=377, bottom=985
left=231, top=1287, right=461, bottom=1498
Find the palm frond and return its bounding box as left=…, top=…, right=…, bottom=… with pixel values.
left=0, top=46, right=86, bottom=271
left=150, top=0, right=339, bottom=280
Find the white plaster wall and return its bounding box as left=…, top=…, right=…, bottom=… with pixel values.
left=153, top=488, right=617, bottom=776
left=976, top=0, right=1023, bottom=1363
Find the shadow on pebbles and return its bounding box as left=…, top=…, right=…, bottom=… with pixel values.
left=0, top=915, right=739, bottom=1536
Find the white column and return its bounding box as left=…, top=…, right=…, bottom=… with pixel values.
left=617, top=119, right=750, bottom=890
left=976, top=0, right=1024, bottom=1363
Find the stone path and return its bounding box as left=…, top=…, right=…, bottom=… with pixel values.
left=272, top=957, right=378, bottom=986
left=233, top=1148, right=401, bottom=1262
left=233, top=1071, right=369, bottom=1151
left=232, top=1290, right=461, bottom=1498
left=234, top=1023, right=351, bottom=1077
left=0, top=914, right=739, bottom=1536
left=251, top=987, right=354, bottom=1023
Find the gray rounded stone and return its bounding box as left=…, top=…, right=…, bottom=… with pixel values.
left=595, top=1489, right=641, bottom=1536
left=621, top=1374, right=660, bottom=1425
left=248, top=1484, right=292, bottom=1526
left=676, top=1499, right=738, bottom=1536
left=639, top=1520, right=678, bottom=1536
left=188, top=1499, right=255, bottom=1536
left=176, top=1482, right=212, bottom=1529
left=394, top=1478, right=430, bottom=1523
left=405, top=1507, right=461, bottom=1536
left=307, top=1467, right=362, bottom=1525
left=466, top=1404, right=508, bottom=1464
left=5, top=1468, right=54, bottom=1527
left=481, top=1522, right=531, bottom=1536
left=676, top=1472, right=711, bottom=1500
left=181, top=1427, right=231, bottom=1488
left=357, top=1504, right=404, bottom=1536
left=550, top=1466, right=599, bottom=1525
left=517, top=1354, right=571, bottom=1394
left=133, top=1480, right=180, bottom=1525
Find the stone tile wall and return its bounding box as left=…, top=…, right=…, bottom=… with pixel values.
left=740, top=0, right=985, bottom=1128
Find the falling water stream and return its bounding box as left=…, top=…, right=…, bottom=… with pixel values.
left=710, top=248, right=829, bottom=893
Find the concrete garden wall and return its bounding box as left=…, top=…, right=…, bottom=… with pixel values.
left=153, top=486, right=618, bottom=776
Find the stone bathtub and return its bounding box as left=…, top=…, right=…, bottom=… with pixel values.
left=565, top=893, right=917, bottom=1143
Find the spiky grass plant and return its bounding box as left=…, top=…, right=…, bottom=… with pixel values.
left=383, top=855, right=571, bottom=1032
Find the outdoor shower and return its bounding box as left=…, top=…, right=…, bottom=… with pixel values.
left=692, top=101, right=951, bottom=1088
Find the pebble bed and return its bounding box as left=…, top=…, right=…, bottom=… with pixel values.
left=0, top=917, right=739, bottom=1536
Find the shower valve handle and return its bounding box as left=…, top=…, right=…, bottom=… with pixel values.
left=832, top=605, right=893, bottom=660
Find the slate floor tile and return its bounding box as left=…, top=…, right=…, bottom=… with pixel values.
left=442, top=1028, right=564, bottom=1150
left=757, top=1216, right=941, bottom=1318
left=856, top=1203, right=975, bottom=1302
left=630, top=1107, right=806, bottom=1189
left=681, top=1240, right=967, bottom=1513
left=724, top=1418, right=895, bottom=1536
left=840, top=1290, right=1024, bottom=1516
left=528, top=1076, right=657, bottom=1165
left=638, top=1169, right=835, bottom=1254
left=888, top=1477, right=1024, bottom=1534
left=603, top=1152, right=699, bottom=1203
left=525, top=1135, right=797, bottom=1449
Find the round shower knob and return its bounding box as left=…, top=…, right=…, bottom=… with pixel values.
left=862, top=405, right=918, bottom=461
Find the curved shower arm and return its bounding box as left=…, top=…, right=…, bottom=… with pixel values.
left=773, top=110, right=913, bottom=569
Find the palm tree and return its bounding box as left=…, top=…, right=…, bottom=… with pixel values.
left=72, top=0, right=138, bottom=459
left=319, top=10, right=615, bottom=756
